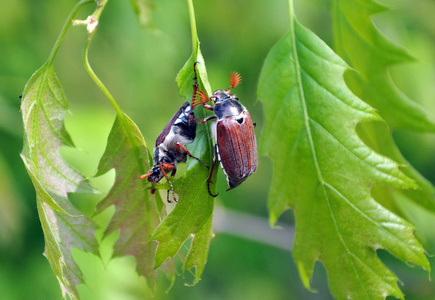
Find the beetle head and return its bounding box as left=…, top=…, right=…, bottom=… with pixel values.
left=192, top=71, right=242, bottom=109
left=211, top=89, right=232, bottom=104
left=140, top=166, right=163, bottom=183
left=212, top=71, right=241, bottom=103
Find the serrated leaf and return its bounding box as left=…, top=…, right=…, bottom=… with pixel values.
left=20, top=64, right=98, bottom=299
left=258, top=14, right=430, bottom=300
left=357, top=121, right=435, bottom=215
left=333, top=0, right=435, bottom=131
left=333, top=0, right=435, bottom=214
left=183, top=213, right=213, bottom=285
left=95, top=113, right=163, bottom=286
left=151, top=45, right=215, bottom=281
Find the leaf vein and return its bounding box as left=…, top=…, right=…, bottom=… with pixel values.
left=37, top=142, right=81, bottom=190
left=309, top=118, right=405, bottom=183
left=321, top=181, right=370, bottom=298
left=324, top=182, right=420, bottom=258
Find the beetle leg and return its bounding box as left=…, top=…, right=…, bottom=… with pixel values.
left=175, top=142, right=209, bottom=168
left=192, top=63, right=212, bottom=109
left=192, top=62, right=199, bottom=106
left=202, top=104, right=215, bottom=111
left=159, top=163, right=177, bottom=202
left=195, top=115, right=217, bottom=123
left=207, top=145, right=219, bottom=197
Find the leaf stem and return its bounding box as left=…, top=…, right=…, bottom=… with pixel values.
left=187, top=0, right=198, bottom=55
left=81, top=0, right=124, bottom=116
left=46, top=0, right=94, bottom=67
left=287, top=0, right=294, bottom=31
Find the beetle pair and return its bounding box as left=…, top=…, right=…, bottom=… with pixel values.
left=141, top=62, right=258, bottom=202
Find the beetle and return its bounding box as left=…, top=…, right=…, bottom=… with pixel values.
left=192, top=65, right=258, bottom=196
left=140, top=67, right=208, bottom=202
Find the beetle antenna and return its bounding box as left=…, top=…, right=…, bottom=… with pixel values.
left=192, top=88, right=209, bottom=108
left=226, top=72, right=242, bottom=91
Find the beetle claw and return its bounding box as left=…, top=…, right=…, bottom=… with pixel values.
left=207, top=182, right=219, bottom=197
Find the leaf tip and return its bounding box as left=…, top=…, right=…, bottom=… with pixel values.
left=296, top=260, right=316, bottom=292
left=268, top=213, right=278, bottom=227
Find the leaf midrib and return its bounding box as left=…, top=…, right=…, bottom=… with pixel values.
left=35, top=68, right=71, bottom=146
left=290, top=23, right=324, bottom=186
left=289, top=17, right=369, bottom=296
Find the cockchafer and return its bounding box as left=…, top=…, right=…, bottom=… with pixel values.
left=140, top=66, right=207, bottom=202
left=192, top=64, right=258, bottom=196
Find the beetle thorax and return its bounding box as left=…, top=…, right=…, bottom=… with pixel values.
left=213, top=95, right=245, bottom=119
left=154, top=144, right=184, bottom=166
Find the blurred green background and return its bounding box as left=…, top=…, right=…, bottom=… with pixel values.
left=1, top=0, right=435, bottom=299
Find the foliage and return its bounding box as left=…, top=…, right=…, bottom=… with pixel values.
left=333, top=0, right=435, bottom=217
left=332, top=0, right=435, bottom=132
left=20, top=35, right=99, bottom=300
left=15, top=0, right=435, bottom=299
left=257, top=1, right=430, bottom=298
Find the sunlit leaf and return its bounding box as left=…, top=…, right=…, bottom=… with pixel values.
left=20, top=64, right=99, bottom=299
left=95, top=113, right=163, bottom=286
left=258, top=12, right=430, bottom=300
left=333, top=0, right=435, bottom=132
left=357, top=121, right=435, bottom=215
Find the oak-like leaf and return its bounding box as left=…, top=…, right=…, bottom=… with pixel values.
left=333, top=0, right=435, bottom=214
left=357, top=121, right=435, bottom=215
left=20, top=64, right=99, bottom=300
left=95, top=113, right=162, bottom=286
left=258, top=16, right=430, bottom=300
left=333, top=0, right=435, bottom=132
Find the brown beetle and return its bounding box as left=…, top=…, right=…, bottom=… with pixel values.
left=192, top=65, right=258, bottom=196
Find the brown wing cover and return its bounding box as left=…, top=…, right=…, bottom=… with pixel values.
left=216, top=110, right=258, bottom=190
left=155, top=101, right=189, bottom=146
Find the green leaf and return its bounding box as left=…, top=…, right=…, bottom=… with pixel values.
left=258, top=12, right=430, bottom=300
left=357, top=121, right=435, bottom=215
left=20, top=64, right=98, bottom=300
left=152, top=1, right=215, bottom=279
left=333, top=0, right=435, bottom=214
left=183, top=213, right=214, bottom=285
left=152, top=52, right=215, bottom=281
left=95, top=113, right=163, bottom=286
left=332, top=0, right=435, bottom=132
left=78, top=0, right=171, bottom=288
